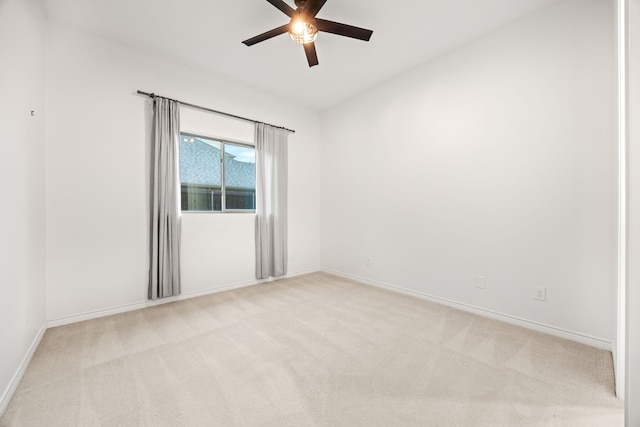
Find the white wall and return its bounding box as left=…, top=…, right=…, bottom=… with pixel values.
left=45, top=23, right=321, bottom=322
left=627, top=0, right=640, bottom=421
left=320, top=0, right=617, bottom=345
left=0, top=0, right=47, bottom=413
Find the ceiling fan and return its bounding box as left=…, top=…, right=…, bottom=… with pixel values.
left=242, top=0, right=373, bottom=67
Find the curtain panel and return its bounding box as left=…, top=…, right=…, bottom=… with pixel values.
left=148, top=97, right=182, bottom=299
left=255, top=123, right=289, bottom=279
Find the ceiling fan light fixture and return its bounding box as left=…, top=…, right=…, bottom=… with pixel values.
left=242, top=0, right=373, bottom=67
left=289, top=19, right=318, bottom=44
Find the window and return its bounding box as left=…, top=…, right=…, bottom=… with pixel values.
left=179, top=133, right=256, bottom=212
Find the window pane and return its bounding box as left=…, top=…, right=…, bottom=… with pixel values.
left=224, top=144, right=256, bottom=210
left=179, top=134, right=222, bottom=211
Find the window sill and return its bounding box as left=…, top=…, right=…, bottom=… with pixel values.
left=181, top=211, right=256, bottom=214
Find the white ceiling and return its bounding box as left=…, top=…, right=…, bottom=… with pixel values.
left=43, top=0, right=560, bottom=111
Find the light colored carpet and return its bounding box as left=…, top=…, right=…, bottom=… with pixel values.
left=1, top=272, right=623, bottom=426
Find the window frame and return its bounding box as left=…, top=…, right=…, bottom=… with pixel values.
left=179, top=131, right=256, bottom=214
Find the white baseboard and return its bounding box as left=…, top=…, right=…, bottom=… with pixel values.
left=47, top=268, right=321, bottom=328
left=0, top=322, right=47, bottom=417
left=612, top=345, right=622, bottom=399
left=322, top=268, right=613, bottom=352
left=47, top=267, right=613, bottom=352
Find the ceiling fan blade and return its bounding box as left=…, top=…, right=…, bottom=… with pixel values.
left=266, top=0, right=295, bottom=17
left=303, top=0, right=327, bottom=18
left=303, top=42, right=319, bottom=67
left=315, top=19, right=373, bottom=41
left=242, top=24, right=290, bottom=46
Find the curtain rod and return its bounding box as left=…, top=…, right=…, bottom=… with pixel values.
left=136, top=90, right=295, bottom=134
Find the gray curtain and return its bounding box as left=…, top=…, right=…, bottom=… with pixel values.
left=255, top=123, right=289, bottom=279
left=149, top=97, right=181, bottom=299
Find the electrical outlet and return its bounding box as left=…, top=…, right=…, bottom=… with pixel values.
left=534, top=287, right=546, bottom=301
left=475, top=275, right=486, bottom=289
